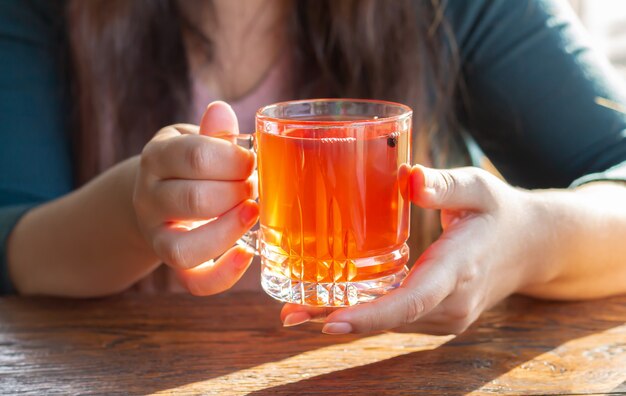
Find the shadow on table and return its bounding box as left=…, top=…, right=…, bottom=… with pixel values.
left=1, top=293, right=368, bottom=394
left=2, top=294, right=624, bottom=395
left=612, top=380, right=626, bottom=393
left=246, top=296, right=626, bottom=395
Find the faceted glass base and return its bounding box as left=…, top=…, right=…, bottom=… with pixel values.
left=260, top=245, right=409, bottom=306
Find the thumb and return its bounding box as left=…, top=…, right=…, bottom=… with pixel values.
left=200, top=100, right=240, bottom=137
left=410, top=165, right=496, bottom=211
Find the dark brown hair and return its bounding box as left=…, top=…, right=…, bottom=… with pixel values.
left=67, top=0, right=461, bottom=251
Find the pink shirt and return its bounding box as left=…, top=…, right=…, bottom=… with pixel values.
left=132, top=54, right=292, bottom=293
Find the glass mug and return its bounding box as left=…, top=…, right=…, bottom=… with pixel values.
left=236, top=99, right=412, bottom=307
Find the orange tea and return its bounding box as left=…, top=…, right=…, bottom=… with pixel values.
left=255, top=99, right=412, bottom=306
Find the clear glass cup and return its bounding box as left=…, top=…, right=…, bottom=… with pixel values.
left=243, top=99, right=412, bottom=306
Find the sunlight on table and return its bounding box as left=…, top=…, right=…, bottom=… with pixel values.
left=153, top=333, right=454, bottom=395
left=478, top=323, right=626, bottom=394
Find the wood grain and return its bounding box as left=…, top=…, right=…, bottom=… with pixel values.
left=0, top=292, right=625, bottom=395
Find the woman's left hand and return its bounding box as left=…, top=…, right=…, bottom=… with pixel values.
left=281, top=165, right=557, bottom=335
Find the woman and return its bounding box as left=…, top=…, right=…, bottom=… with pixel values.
left=1, top=0, right=625, bottom=336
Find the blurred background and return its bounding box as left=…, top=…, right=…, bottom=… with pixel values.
left=570, top=0, right=626, bottom=80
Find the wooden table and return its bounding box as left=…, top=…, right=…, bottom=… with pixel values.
left=1, top=292, right=625, bottom=395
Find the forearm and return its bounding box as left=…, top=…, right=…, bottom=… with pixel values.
left=7, top=157, right=160, bottom=297
left=521, top=182, right=626, bottom=300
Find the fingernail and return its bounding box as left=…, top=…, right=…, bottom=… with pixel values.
left=322, top=322, right=353, bottom=335
left=283, top=312, right=311, bottom=327
left=239, top=202, right=259, bottom=226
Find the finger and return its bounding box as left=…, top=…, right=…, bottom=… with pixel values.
left=398, top=163, right=411, bottom=201
left=176, top=245, right=254, bottom=296
left=279, top=276, right=443, bottom=330
left=152, top=199, right=259, bottom=270
left=410, top=165, right=498, bottom=211
left=281, top=304, right=338, bottom=326
left=143, top=133, right=255, bottom=180
left=408, top=291, right=481, bottom=327
left=394, top=294, right=481, bottom=336
left=440, top=209, right=472, bottom=231
left=320, top=222, right=485, bottom=334
left=200, top=100, right=239, bottom=136
left=249, top=170, right=259, bottom=200
left=319, top=284, right=449, bottom=335
left=152, top=179, right=254, bottom=220
left=299, top=254, right=455, bottom=334
left=151, top=123, right=199, bottom=142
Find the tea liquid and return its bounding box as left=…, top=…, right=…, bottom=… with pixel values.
left=256, top=121, right=411, bottom=305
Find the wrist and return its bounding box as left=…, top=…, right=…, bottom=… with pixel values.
left=515, top=185, right=620, bottom=299
left=83, top=156, right=153, bottom=257
left=515, top=188, right=575, bottom=292
left=116, top=156, right=153, bottom=256
left=9, top=156, right=158, bottom=296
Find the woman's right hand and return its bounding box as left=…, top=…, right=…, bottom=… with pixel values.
left=133, top=101, right=258, bottom=295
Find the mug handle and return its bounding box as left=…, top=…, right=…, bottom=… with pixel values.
left=214, top=133, right=260, bottom=254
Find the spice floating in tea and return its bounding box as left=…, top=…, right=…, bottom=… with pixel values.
left=387, top=134, right=398, bottom=148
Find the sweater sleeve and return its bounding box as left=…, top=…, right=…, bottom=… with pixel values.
left=448, top=0, right=626, bottom=189
left=0, top=0, right=74, bottom=294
